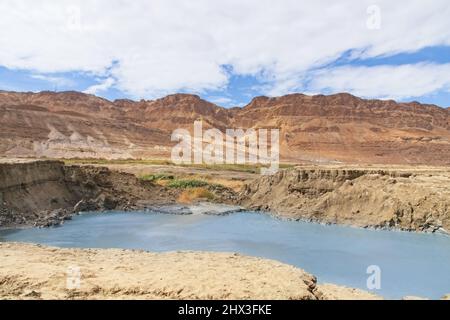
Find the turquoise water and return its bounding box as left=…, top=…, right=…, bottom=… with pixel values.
left=1, top=211, right=449, bottom=299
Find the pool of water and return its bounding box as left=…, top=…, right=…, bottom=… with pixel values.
left=1, top=211, right=449, bottom=299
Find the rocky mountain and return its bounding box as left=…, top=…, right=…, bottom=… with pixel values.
left=0, top=90, right=449, bottom=164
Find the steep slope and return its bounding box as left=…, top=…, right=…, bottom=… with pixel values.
left=0, top=90, right=449, bottom=164
left=0, top=91, right=168, bottom=159
left=0, top=160, right=177, bottom=227
left=238, top=167, right=450, bottom=233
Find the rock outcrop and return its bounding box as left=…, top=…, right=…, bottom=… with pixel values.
left=0, top=160, right=177, bottom=228
left=239, top=168, right=450, bottom=233
left=1, top=90, right=450, bottom=165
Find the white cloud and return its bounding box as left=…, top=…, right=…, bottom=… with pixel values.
left=83, top=77, right=115, bottom=95
left=31, top=74, right=75, bottom=87
left=208, top=96, right=237, bottom=107
left=0, top=0, right=450, bottom=99
left=307, top=63, right=450, bottom=100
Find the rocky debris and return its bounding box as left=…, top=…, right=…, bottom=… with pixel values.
left=441, top=294, right=450, bottom=300
left=190, top=202, right=244, bottom=215
left=0, top=208, right=27, bottom=227
left=239, top=168, right=450, bottom=233
left=145, top=203, right=244, bottom=216
left=206, top=184, right=239, bottom=203
left=33, top=209, right=72, bottom=228
left=73, top=199, right=98, bottom=213
left=147, top=204, right=194, bottom=215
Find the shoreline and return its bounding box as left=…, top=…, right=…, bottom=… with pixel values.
left=1, top=160, right=449, bottom=233
left=2, top=203, right=449, bottom=237
left=1, top=242, right=448, bottom=300
left=0, top=242, right=384, bottom=300
left=257, top=209, right=450, bottom=236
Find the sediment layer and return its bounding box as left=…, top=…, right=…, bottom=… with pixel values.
left=1, top=90, right=450, bottom=165
left=239, top=168, right=450, bottom=233
left=2, top=161, right=450, bottom=233
left=0, top=160, right=177, bottom=228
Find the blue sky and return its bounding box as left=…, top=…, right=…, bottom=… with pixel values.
left=1, top=1, right=450, bottom=108
left=2, top=46, right=450, bottom=108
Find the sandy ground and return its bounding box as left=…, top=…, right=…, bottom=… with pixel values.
left=76, top=163, right=256, bottom=192
left=0, top=242, right=384, bottom=300
left=93, top=163, right=257, bottom=180
left=315, top=284, right=383, bottom=300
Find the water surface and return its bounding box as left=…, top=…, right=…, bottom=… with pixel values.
left=1, top=211, right=449, bottom=299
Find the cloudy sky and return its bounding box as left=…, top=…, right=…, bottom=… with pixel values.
left=1, top=0, right=450, bottom=107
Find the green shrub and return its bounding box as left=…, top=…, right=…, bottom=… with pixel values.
left=167, top=179, right=209, bottom=189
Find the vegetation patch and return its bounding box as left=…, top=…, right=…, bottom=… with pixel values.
left=167, top=179, right=209, bottom=189
left=177, top=187, right=215, bottom=203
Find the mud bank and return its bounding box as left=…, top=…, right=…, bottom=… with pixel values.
left=2, top=161, right=450, bottom=233
left=0, top=160, right=178, bottom=228
left=0, top=242, right=383, bottom=300
left=239, top=168, right=450, bottom=233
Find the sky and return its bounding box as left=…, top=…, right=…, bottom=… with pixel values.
left=0, top=0, right=450, bottom=108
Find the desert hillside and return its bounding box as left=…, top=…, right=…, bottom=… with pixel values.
left=0, top=90, right=449, bottom=164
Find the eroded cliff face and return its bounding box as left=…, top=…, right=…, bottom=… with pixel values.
left=0, top=161, right=176, bottom=228
left=239, top=168, right=450, bottom=233
left=2, top=161, right=450, bottom=233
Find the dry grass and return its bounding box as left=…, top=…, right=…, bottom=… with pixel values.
left=201, top=177, right=245, bottom=192
left=62, top=158, right=294, bottom=173
left=62, top=158, right=173, bottom=166
left=177, top=187, right=215, bottom=203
